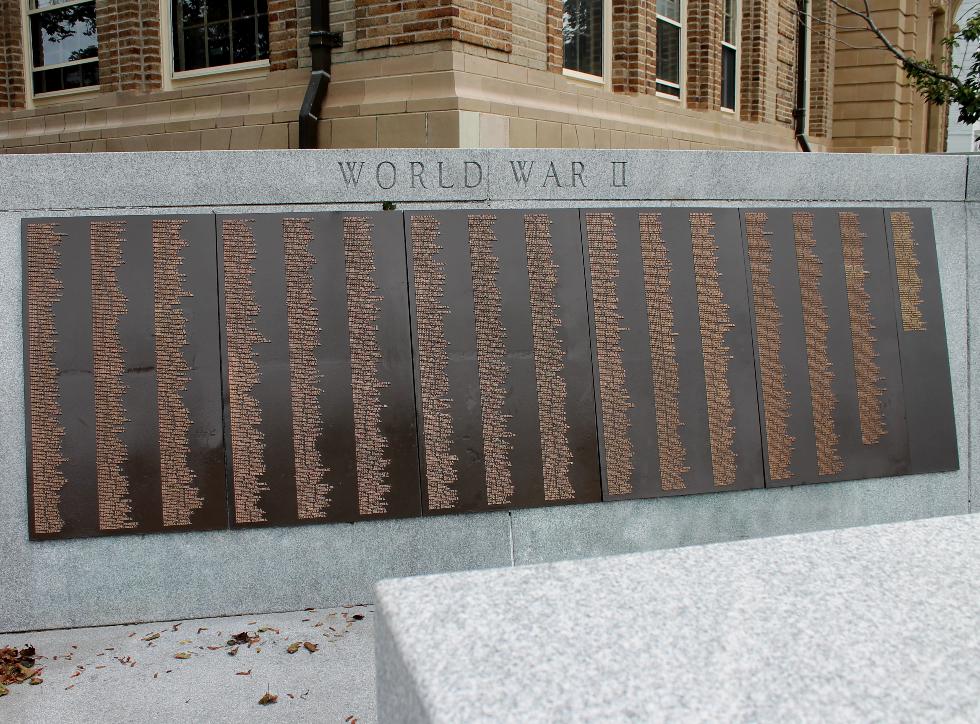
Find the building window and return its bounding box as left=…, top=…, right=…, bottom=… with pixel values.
left=721, top=0, right=737, bottom=110
left=27, top=0, right=99, bottom=95
left=656, top=0, right=681, bottom=97
left=563, top=0, right=603, bottom=78
left=171, top=0, right=269, bottom=73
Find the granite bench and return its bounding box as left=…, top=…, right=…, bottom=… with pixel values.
left=375, top=513, right=980, bottom=722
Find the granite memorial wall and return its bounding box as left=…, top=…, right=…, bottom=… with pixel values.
left=22, top=207, right=957, bottom=540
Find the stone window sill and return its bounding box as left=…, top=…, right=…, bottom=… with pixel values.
left=170, top=59, right=271, bottom=89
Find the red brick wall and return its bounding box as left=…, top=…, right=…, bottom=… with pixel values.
left=270, top=0, right=299, bottom=70
left=0, top=0, right=25, bottom=110
left=355, top=0, right=513, bottom=53
left=687, top=0, right=724, bottom=109
left=96, top=0, right=162, bottom=93
left=611, top=0, right=656, bottom=93
left=775, top=0, right=797, bottom=125
left=546, top=0, right=562, bottom=70
left=807, top=0, right=833, bottom=137
left=739, top=0, right=768, bottom=121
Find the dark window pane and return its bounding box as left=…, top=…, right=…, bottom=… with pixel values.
left=231, top=0, right=255, bottom=19
left=33, top=59, right=98, bottom=94
left=256, top=20, right=269, bottom=58
left=656, top=20, right=680, bottom=88
left=30, top=3, right=98, bottom=68
left=80, top=58, right=99, bottom=86
left=174, top=0, right=269, bottom=70
left=722, top=45, right=736, bottom=109
left=232, top=17, right=256, bottom=63
left=182, top=25, right=206, bottom=70
left=563, top=0, right=602, bottom=76
left=179, top=0, right=206, bottom=26
left=208, top=0, right=229, bottom=22
left=207, top=21, right=231, bottom=67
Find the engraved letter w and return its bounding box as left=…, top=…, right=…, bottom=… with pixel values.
left=339, top=161, right=365, bottom=188
left=510, top=161, right=534, bottom=186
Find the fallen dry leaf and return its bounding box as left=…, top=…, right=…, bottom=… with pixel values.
left=286, top=642, right=301, bottom=654
left=227, top=647, right=239, bottom=657
left=236, top=670, right=251, bottom=676
left=303, top=642, right=318, bottom=653
left=1, top=646, right=40, bottom=690
left=258, top=692, right=278, bottom=706
left=142, top=633, right=160, bottom=642
left=174, top=653, right=192, bottom=660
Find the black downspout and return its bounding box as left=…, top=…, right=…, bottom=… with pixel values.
left=794, top=0, right=812, bottom=151
left=299, top=0, right=342, bottom=149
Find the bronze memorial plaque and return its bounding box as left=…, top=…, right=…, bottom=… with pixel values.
left=581, top=208, right=764, bottom=500
left=24, top=216, right=227, bottom=540
left=21, top=203, right=959, bottom=540
left=218, top=212, right=421, bottom=527
left=742, top=208, right=911, bottom=487
left=405, top=209, right=602, bottom=515
left=885, top=208, right=958, bottom=474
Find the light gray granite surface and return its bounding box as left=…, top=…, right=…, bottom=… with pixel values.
left=0, top=150, right=968, bottom=211
left=0, top=150, right=973, bottom=632
left=375, top=513, right=980, bottom=723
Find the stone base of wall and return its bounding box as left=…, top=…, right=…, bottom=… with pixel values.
left=319, top=47, right=811, bottom=151
left=0, top=69, right=310, bottom=153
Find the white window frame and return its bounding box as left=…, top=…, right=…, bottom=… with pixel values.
left=720, top=0, right=739, bottom=113
left=159, top=0, right=271, bottom=90
left=561, top=0, right=612, bottom=87
left=655, top=0, right=684, bottom=101
left=22, top=0, right=100, bottom=106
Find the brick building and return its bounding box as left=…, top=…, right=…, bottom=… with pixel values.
left=0, top=0, right=958, bottom=153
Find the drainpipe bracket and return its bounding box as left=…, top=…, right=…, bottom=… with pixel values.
left=310, top=30, right=344, bottom=50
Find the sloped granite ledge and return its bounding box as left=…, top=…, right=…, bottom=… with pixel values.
left=376, top=513, right=980, bottom=723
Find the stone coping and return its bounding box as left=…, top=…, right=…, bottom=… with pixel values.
left=375, top=513, right=980, bottom=723
left=0, top=150, right=969, bottom=210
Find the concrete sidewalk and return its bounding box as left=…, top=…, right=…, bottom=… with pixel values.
left=0, top=606, right=376, bottom=723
